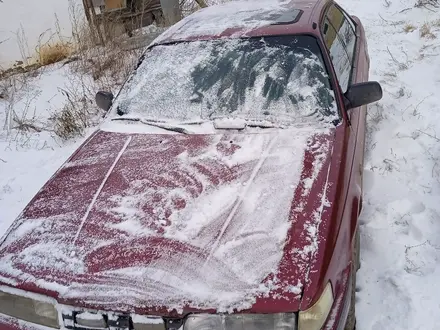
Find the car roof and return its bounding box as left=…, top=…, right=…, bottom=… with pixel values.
left=153, top=0, right=329, bottom=45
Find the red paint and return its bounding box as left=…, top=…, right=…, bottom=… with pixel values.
left=0, top=131, right=334, bottom=315
left=0, top=0, right=372, bottom=329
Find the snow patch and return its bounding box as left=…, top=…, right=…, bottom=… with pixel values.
left=337, top=0, right=440, bottom=328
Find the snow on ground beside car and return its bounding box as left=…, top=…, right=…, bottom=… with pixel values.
left=0, top=64, right=92, bottom=235
left=337, top=0, right=440, bottom=328
left=0, top=133, right=81, bottom=235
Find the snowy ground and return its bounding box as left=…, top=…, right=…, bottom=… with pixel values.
left=338, top=0, right=440, bottom=328
left=0, top=64, right=93, bottom=235
left=1, top=0, right=440, bottom=328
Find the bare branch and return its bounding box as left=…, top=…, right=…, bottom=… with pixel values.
left=417, top=129, right=440, bottom=142
left=387, top=46, right=408, bottom=70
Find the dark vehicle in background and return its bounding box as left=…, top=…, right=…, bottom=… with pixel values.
left=0, top=0, right=381, bottom=329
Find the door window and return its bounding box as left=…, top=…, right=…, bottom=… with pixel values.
left=327, top=5, right=356, bottom=64
left=322, top=4, right=357, bottom=92
left=322, top=18, right=351, bottom=92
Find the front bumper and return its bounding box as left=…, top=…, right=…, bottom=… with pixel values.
left=0, top=271, right=353, bottom=330
left=0, top=312, right=51, bottom=330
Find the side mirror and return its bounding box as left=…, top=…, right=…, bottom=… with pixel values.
left=95, top=91, right=114, bottom=111
left=344, top=81, right=383, bottom=110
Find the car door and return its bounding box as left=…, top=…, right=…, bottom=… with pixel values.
left=321, top=3, right=362, bottom=240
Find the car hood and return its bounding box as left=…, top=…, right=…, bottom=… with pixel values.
left=0, top=126, right=335, bottom=315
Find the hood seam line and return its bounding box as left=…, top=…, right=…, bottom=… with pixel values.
left=70, top=136, right=133, bottom=251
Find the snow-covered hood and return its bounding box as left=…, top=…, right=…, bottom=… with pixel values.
left=0, top=126, right=335, bottom=315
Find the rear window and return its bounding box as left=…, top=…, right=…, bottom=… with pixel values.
left=112, top=35, right=338, bottom=125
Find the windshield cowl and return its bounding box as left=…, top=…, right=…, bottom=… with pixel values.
left=108, top=115, right=337, bottom=137
left=212, top=117, right=285, bottom=130
left=111, top=115, right=286, bottom=134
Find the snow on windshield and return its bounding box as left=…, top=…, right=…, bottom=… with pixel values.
left=112, top=35, right=338, bottom=125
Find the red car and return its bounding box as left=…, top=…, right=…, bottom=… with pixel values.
left=0, top=0, right=382, bottom=329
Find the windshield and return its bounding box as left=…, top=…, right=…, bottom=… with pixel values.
left=111, top=35, right=338, bottom=125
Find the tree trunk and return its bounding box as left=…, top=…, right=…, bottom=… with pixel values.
left=82, top=0, right=105, bottom=45
left=195, top=0, right=208, bottom=8
left=159, top=0, right=182, bottom=26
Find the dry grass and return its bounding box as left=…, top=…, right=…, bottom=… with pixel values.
left=1, top=69, right=40, bottom=133
left=37, top=42, right=72, bottom=66
left=69, top=2, right=96, bottom=53
left=53, top=105, right=87, bottom=140
left=2, top=0, right=166, bottom=141
left=404, top=24, right=417, bottom=33
left=11, top=109, right=43, bottom=133
left=43, top=1, right=147, bottom=140
left=67, top=0, right=144, bottom=87
left=415, top=0, right=439, bottom=7
left=386, top=46, right=409, bottom=70
left=0, top=78, right=10, bottom=100
left=420, top=23, right=436, bottom=39
left=52, top=86, right=94, bottom=140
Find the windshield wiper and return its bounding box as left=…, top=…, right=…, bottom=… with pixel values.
left=112, top=117, right=193, bottom=134
left=245, top=120, right=284, bottom=129
left=212, top=117, right=285, bottom=130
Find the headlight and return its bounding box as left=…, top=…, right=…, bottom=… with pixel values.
left=298, top=282, right=333, bottom=330
left=0, top=291, right=59, bottom=328
left=184, top=313, right=296, bottom=330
